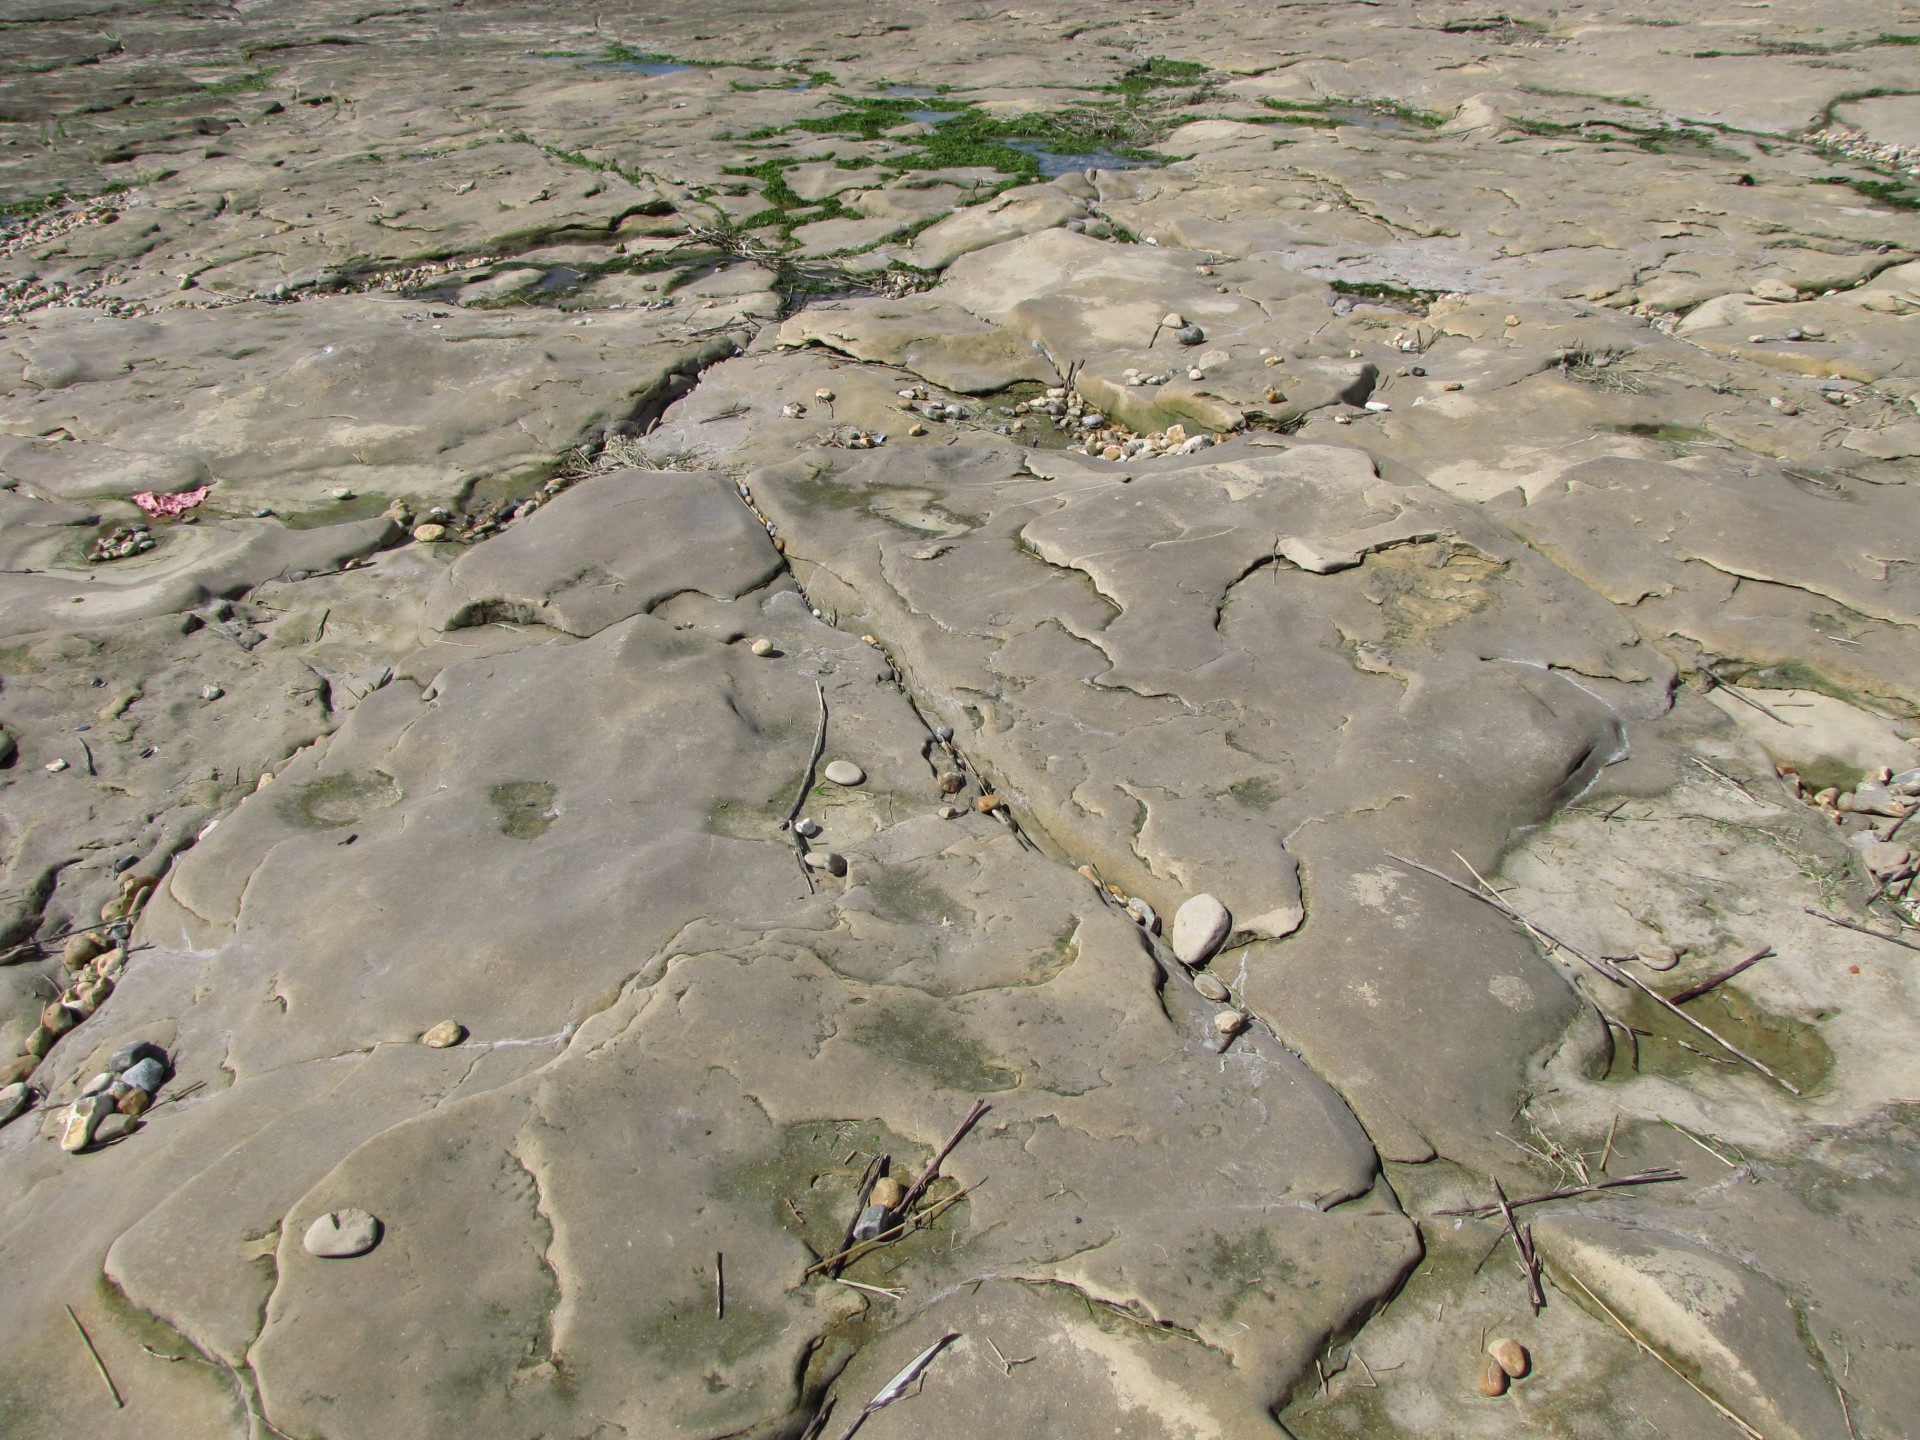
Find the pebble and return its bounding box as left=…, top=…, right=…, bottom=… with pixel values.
left=62, top=932, right=107, bottom=970
left=823, top=760, right=865, bottom=786
left=851, top=1202, right=891, bottom=1242
left=0, top=1082, right=29, bottom=1128
left=794, top=817, right=822, bottom=838
left=117, top=1088, right=152, bottom=1117
left=45, top=758, right=68, bottom=773
left=92, top=1113, right=138, bottom=1145
left=933, top=725, right=954, bottom=742
left=304, top=1208, right=382, bottom=1258
left=412, top=523, right=447, bottom=543
left=749, top=637, right=776, bottom=657
left=79, top=1072, right=114, bottom=1098
left=200, top=684, right=224, bottom=701
left=938, top=771, right=966, bottom=793
left=870, top=1176, right=907, bottom=1210
left=938, top=805, right=960, bottom=819
left=1172, top=894, right=1232, bottom=967
left=120, top=1057, right=167, bottom=1093
left=1174, top=325, right=1205, bottom=346
left=804, top=851, right=849, bottom=876
left=0, top=1048, right=39, bottom=1084
left=1476, top=1352, right=1511, bottom=1396
left=1861, top=840, right=1912, bottom=878
left=1125, top=896, right=1160, bottom=933
left=976, top=793, right=1002, bottom=812
left=421, top=1020, right=466, bottom=1048
left=1161, top=312, right=1185, bottom=329
left=1443, top=381, right=1464, bottom=391
left=110, top=1041, right=166, bottom=1074
left=1212, top=1009, right=1247, bottom=1036
left=1635, top=944, right=1680, bottom=971
left=61, top=1093, right=114, bottom=1152
left=1194, top=973, right=1230, bottom=1002
left=1489, top=1338, right=1530, bottom=1378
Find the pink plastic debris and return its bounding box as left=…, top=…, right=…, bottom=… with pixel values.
left=131, top=484, right=212, bottom=518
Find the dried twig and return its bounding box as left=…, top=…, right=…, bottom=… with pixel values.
left=1804, top=906, right=1920, bottom=954
left=1704, top=671, right=1791, bottom=727
left=1599, top=1114, right=1619, bottom=1174
left=833, top=1278, right=904, bottom=1300
left=805, top=1182, right=980, bottom=1277
left=1668, top=946, right=1773, bottom=1004
left=1386, top=852, right=1628, bottom=986
left=1432, top=1168, right=1683, bottom=1218
left=1562, top=1269, right=1767, bottom=1440
left=983, top=1336, right=1034, bottom=1375
left=895, top=1099, right=989, bottom=1216
left=1491, top=1180, right=1545, bottom=1313
left=783, top=682, right=830, bottom=831
left=1618, top=966, right=1801, bottom=1095
left=835, top=1331, right=960, bottom=1440
left=1689, top=756, right=1766, bottom=805
left=715, top=1252, right=725, bottom=1321
left=66, top=1305, right=123, bottom=1409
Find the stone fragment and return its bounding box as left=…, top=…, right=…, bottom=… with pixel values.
left=851, top=1203, right=891, bottom=1242
left=61, top=1093, right=114, bottom=1152
left=870, top=1177, right=906, bottom=1210
left=803, top=851, right=848, bottom=876
left=938, top=771, right=966, bottom=793
left=0, top=1056, right=38, bottom=1086
left=749, top=637, right=776, bottom=656
left=421, top=1020, right=466, bottom=1048
left=413, top=523, right=447, bottom=543
left=79, top=1072, right=113, bottom=1098
left=823, top=760, right=865, bottom=786
left=793, top=818, right=821, bottom=838
left=0, top=1082, right=29, bottom=1128
left=1212, top=1010, right=1247, bottom=1037
left=304, top=1208, right=382, bottom=1258
left=976, top=793, right=1002, bottom=812
left=1171, top=894, right=1232, bottom=966
left=117, top=1088, right=152, bottom=1118
left=1126, top=896, right=1160, bottom=933
left=1862, top=841, right=1913, bottom=878
left=1194, top=974, right=1230, bottom=1003
left=1636, top=944, right=1680, bottom=971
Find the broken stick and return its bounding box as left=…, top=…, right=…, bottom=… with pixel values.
left=1491, top=1179, right=1545, bottom=1313
left=1386, top=852, right=1628, bottom=986
left=1667, top=946, right=1773, bottom=1004
left=1432, top=1168, right=1683, bottom=1218
left=65, top=1304, right=123, bottom=1409
left=1617, top=966, right=1801, bottom=1095
left=1804, top=906, right=1920, bottom=955
left=895, top=1099, right=989, bottom=1216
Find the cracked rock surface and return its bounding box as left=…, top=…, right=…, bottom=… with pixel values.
left=4, top=4, right=1920, bottom=1439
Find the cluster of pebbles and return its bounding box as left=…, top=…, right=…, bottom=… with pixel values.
left=385, top=473, right=577, bottom=546
left=1780, top=761, right=1920, bottom=898
left=1019, top=386, right=1224, bottom=462
left=87, top=523, right=158, bottom=563
left=1808, top=124, right=1920, bottom=181
left=0, top=872, right=171, bottom=1151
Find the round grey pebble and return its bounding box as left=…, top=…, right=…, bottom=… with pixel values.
left=92, top=1113, right=138, bottom=1146
left=1194, top=974, right=1231, bottom=1003
left=304, top=1208, right=382, bottom=1258
left=933, top=725, right=954, bottom=742
left=823, top=760, right=865, bottom=786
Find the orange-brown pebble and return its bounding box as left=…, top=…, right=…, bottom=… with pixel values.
left=1489, top=1338, right=1530, bottom=1378
left=976, top=794, right=1001, bottom=812
left=1476, top=1353, right=1510, bottom=1396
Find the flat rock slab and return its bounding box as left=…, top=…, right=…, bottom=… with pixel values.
left=426, top=468, right=783, bottom=637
